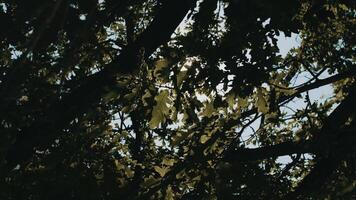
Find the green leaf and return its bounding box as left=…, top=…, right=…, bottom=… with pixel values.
left=238, top=96, right=249, bottom=109
left=226, top=93, right=235, bottom=109
left=177, top=70, right=187, bottom=86
left=165, top=185, right=174, bottom=200
left=202, top=100, right=215, bottom=117
left=256, top=88, right=269, bottom=114
left=175, top=170, right=185, bottom=179
left=141, top=89, right=152, bottom=106
left=125, top=167, right=134, bottom=178
left=149, top=90, right=172, bottom=128
left=192, top=175, right=201, bottom=181
left=141, top=175, right=159, bottom=188
left=114, top=160, right=125, bottom=171
left=154, top=166, right=169, bottom=177
left=171, top=130, right=190, bottom=146
left=154, top=58, right=170, bottom=78
left=162, top=158, right=175, bottom=166
left=199, top=135, right=210, bottom=144
left=103, top=91, right=117, bottom=102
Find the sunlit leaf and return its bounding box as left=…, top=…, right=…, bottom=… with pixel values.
left=141, top=89, right=152, bottom=106
left=177, top=70, right=187, bottom=86
left=165, top=185, right=174, bottom=200
left=202, top=100, right=215, bottom=117
left=149, top=90, right=172, bottom=128
left=142, top=175, right=159, bottom=188
left=162, top=158, right=175, bottom=166
left=125, top=167, right=134, bottom=178
left=238, top=96, right=249, bottom=108
left=256, top=88, right=269, bottom=114
left=199, top=134, right=210, bottom=144
left=226, top=93, right=235, bottom=109
left=115, top=160, right=125, bottom=170
left=154, top=58, right=170, bottom=78
left=154, top=166, right=169, bottom=177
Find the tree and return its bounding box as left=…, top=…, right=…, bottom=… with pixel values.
left=0, top=0, right=355, bottom=199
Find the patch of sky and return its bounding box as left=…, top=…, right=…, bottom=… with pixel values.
left=276, top=32, right=301, bottom=57
left=239, top=32, right=334, bottom=166
left=100, top=4, right=335, bottom=167
left=79, top=14, right=87, bottom=21
left=9, top=45, right=23, bottom=59
left=0, top=3, right=7, bottom=13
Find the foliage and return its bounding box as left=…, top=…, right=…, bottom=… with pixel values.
left=0, top=0, right=355, bottom=199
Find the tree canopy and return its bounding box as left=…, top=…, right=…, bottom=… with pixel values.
left=0, top=0, right=355, bottom=199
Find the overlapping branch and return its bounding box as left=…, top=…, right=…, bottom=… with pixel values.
left=282, top=86, right=356, bottom=199
left=3, top=0, right=197, bottom=173
left=140, top=72, right=356, bottom=199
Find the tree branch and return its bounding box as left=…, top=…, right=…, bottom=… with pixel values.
left=282, top=85, right=356, bottom=199
left=222, top=141, right=316, bottom=163
left=3, top=0, right=197, bottom=174
left=138, top=70, right=356, bottom=199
